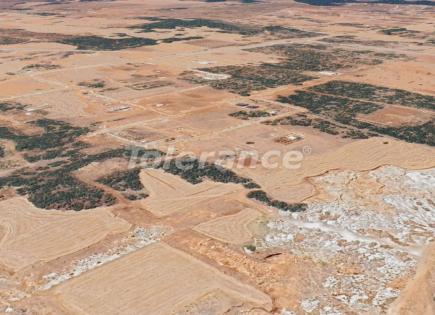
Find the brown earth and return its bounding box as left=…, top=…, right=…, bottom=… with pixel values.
left=0, top=0, right=433, bottom=314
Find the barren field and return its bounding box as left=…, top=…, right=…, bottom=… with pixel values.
left=194, top=208, right=263, bottom=244
left=0, top=0, right=434, bottom=314
left=55, top=242, right=272, bottom=314
left=0, top=197, right=130, bottom=271
left=139, top=168, right=244, bottom=217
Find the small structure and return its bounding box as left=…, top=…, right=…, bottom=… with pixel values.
left=274, top=133, right=304, bottom=144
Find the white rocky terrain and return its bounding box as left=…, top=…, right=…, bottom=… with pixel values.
left=262, top=166, right=434, bottom=314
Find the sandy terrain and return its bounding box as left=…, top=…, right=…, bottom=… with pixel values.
left=238, top=137, right=435, bottom=202
left=0, top=0, right=433, bottom=314
left=139, top=168, right=243, bottom=217
left=55, top=242, right=272, bottom=315
left=194, top=208, right=263, bottom=245
left=0, top=197, right=130, bottom=271
left=358, top=105, right=434, bottom=127
left=388, top=243, right=435, bottom=315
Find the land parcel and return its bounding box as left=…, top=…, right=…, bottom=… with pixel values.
left=54, top=242, right=272, bottom=314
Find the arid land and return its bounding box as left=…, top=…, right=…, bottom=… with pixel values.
left=0, top=0, right=434, bottom=314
